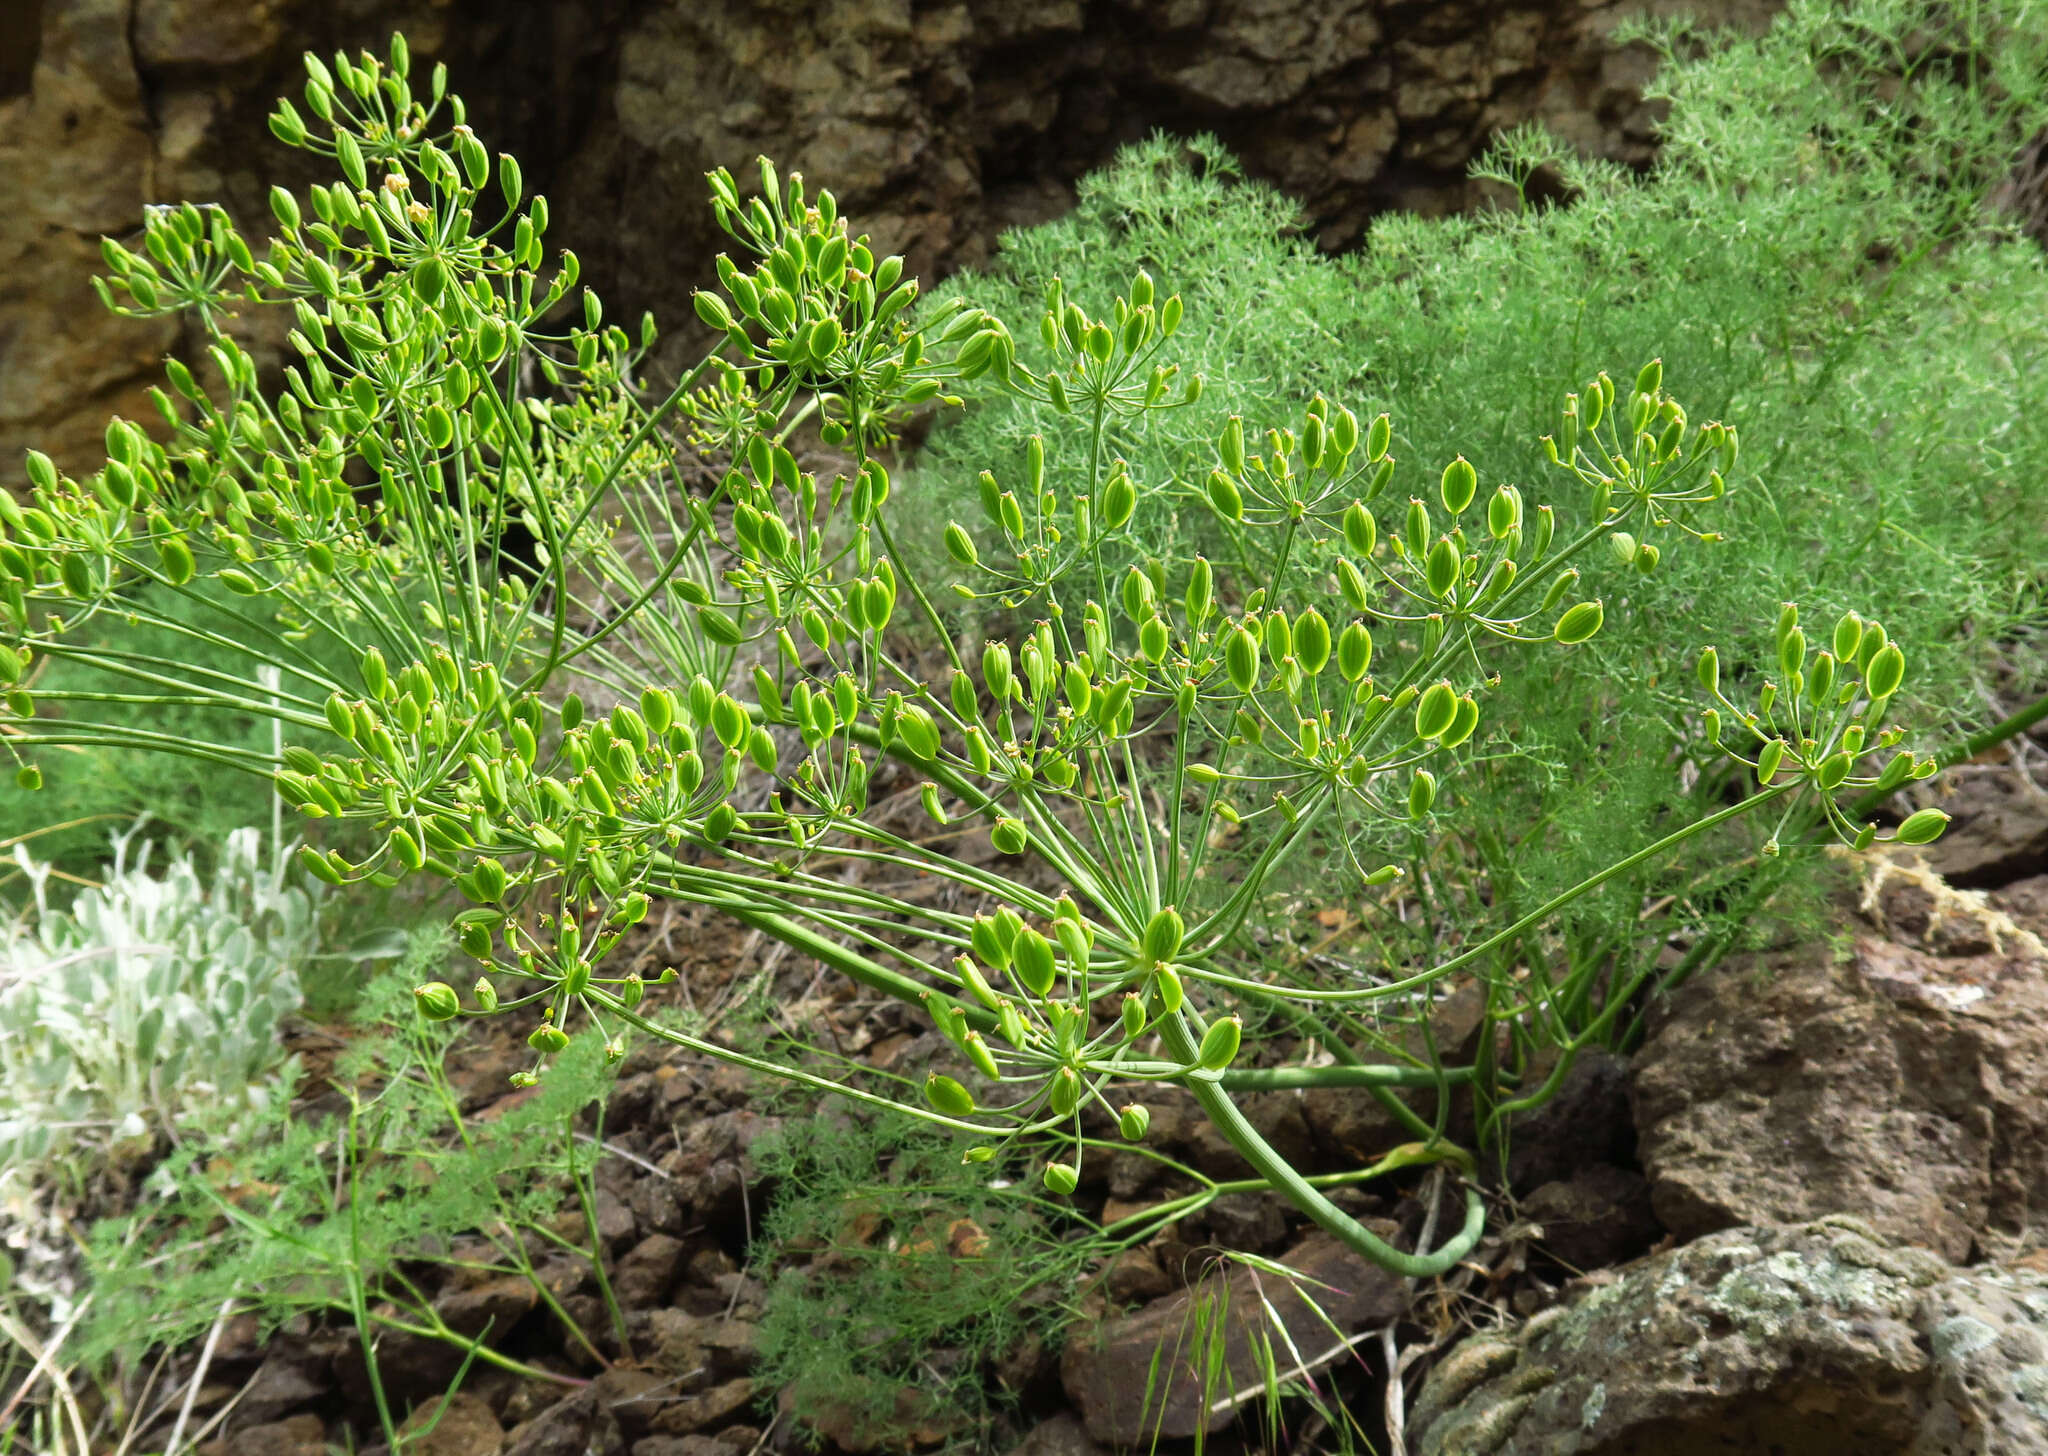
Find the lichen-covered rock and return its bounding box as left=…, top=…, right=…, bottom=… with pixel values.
left=1411, top=1218, right=2048, bottom=1456
left=1631, top=882, right=2048, bottom=1261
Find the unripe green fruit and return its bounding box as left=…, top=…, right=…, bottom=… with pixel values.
left=473, top=977, right=499, bottom=1013
left=414, top=981, right=461, bottom=1021
left=1197, top=1015, right=1242, bottom=1071
left=925, top=1073, right=975, bottom=1117
left=1118, top=1104, right=1151, bottom=1142
left=1042, top=1162, right=1079, bottom=1195
left=1895, top=807, right=1950, bottom=845
left=529, top=1024, right=570, bottom=1054
left=1554, top=601, right=1605, bottom=645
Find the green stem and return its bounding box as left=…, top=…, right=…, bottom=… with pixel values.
left=1156, top=1013, right=1484, bottom=1278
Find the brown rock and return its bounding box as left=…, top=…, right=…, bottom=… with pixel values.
left=5, top=0, right=1778, bottom=476
left=999, top=1412, right=1110, bottom=1456
left=1060, top=1228, right=1408, bottom=1445
left=651, top=1377, right=757, bottom=1436
left=615, top=1232, right=687, bottom=1308
left=1632, top=924, right=2048, bottom=1261
left=224, top=1413, right=325, bottom=1456
left=1519, top=1164, right=1659, bottom=1274
left=397, top=1392, right=505, bottom=1456
left=505, top=1385, right=626, bottom=1456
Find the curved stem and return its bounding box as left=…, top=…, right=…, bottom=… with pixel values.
left=1156, top=1012, right=1485, bottom=1277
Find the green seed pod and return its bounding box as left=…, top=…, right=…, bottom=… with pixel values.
left=1262, top=609, right=1293, bottom=665
left=1439, top=457, right=1478, bottom=515
left=1138, top=615, right=1171, bottom=665
left=991, top=817, right=1028, bottom=855
left=1343, top=502, right=1376, bottom=556
left=1120, top=992, right=1147, bottom=1039
left=1336, top=622, right=1373, bottom=682
left=1336, top=556, right=1369, bottom=611
left=1895, top=807, right=1950, bottom=845
left=1142, top=905, right=1185, bottom=964
left=459, top=921, right=493, bottom=960
left=1119, top=567, right=1155, bottom=623
left=1635, top=358, right=1663, bottom=397
left=1634, top=542, right=1660, bottom=575
left=1553, top=600, right=1604, bottom=645
left=1778, top=627, right=1806, bottom=680
left=1293, top=609, right=1332, bottom=675
left=1117, top=1104, right=1151, bottom=1142
left=414, top=982, right=461, bottom=1021
left=1807, top=651, right=1837, bottom=706
left=1697, top=647, right=1719, bottom=697
left=1865, top=643, right=1905, bottom=700
left=1425, top=536, right=1460, bottom=598
left=1102, top=471, right=1137, bottom=529
left=361, top=644, right=389, bottom=698
left=1414, top=681, right=1457, bottom=740
left=983, top=641, right=1014, bottom=701
left=560, top=959, right=591, bottom=998
left=1197, top=1015, right=1242, bottom=1071
left=1441, top=695, right=1480, bottom=750
left=1042, top=1162, right=1079, bottom=1195
left=473, top=976, right=500, bottom=1013
left=1206, top=470, right=1244, bottom=523
left=1855, top=620, right=1888, bottom=675
left=1224, top=626, right=1260, bottom=693
left=1487, top=484, right=1522, bottom=539
left=1048, top=1064, right=1082, bottom=1116
left=529, top=1024, right=571, bottom=1054
left=1184, top=556, right=1214, bottom=624
left=961, top=1030, right=1000, bottom=1080
left=1403, top=498, right=1429, bottom=558
left=618, top=972, right=645, bottom=1009
left=925, top=1073, right=975, bottom=1118
left=1758, top=739, right=1786, bottom=785
left=1832, top=613, right=1863, bottom=665
left=1364, top=412, right=1392, bottom=462
left=1012, top=926, right=1057, bottom=995
left=944, top=521, right=978, bottom=568
left=1408, top=769, right=1437, bottom=818
left=1817, top=751, right=1853, bottom=791
left=1149, top=963, right=1184, bottom=1015
left=970, top=914, right=1010, bottom=970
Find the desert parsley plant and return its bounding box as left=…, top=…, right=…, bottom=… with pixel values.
left=0, top=31, right=1966, bottom=1278
left=909, top=0, right=2048, bottom=1108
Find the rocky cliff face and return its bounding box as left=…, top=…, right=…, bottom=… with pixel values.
left=1, top=0, right=1778, bottom=473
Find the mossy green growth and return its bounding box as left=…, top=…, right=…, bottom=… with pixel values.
left=751, top=1106, right=1086, bottom=1453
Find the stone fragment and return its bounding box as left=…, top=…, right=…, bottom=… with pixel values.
left=1410, top=1219, right=2048, bottom=1456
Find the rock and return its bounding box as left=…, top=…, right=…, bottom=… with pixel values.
left=632, top=1439, right=731, bottom=1456
left=5, top=0, right=1777, bottom=475
left=436, top=1274, right=541, bottom=1340
left=224, top=1413, right=326, bottom=1456
left=650, top=1377, right=757, bottom=1436
left=1518, top=1164, right=1659, bottom=1274
left=615, top=1232, right=687, bottom=1308
left=1000, top=1412, right=1110, bottom=1456
left=397, top=1393, right=505, bottom=1456
left=233, top=1344, right=332, bottom=1424
left=505, top=1385, right=627, bottom=1456
left=1060, top=1228, right=1408, bottom=1445
left=1632, top=920, right=2048, bottom=1261
left=1499, top=1050, right=1633, bottom=1195
left=1409, top=1218, right=2048, bottom=1456
left=592, top=1367, right=675, bottom=1438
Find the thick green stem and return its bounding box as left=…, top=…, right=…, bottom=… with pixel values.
left=1157, top=1014, right=1484, bottom=1278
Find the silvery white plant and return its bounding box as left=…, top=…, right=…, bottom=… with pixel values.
left=0, top=827, right=319, bottom=1185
